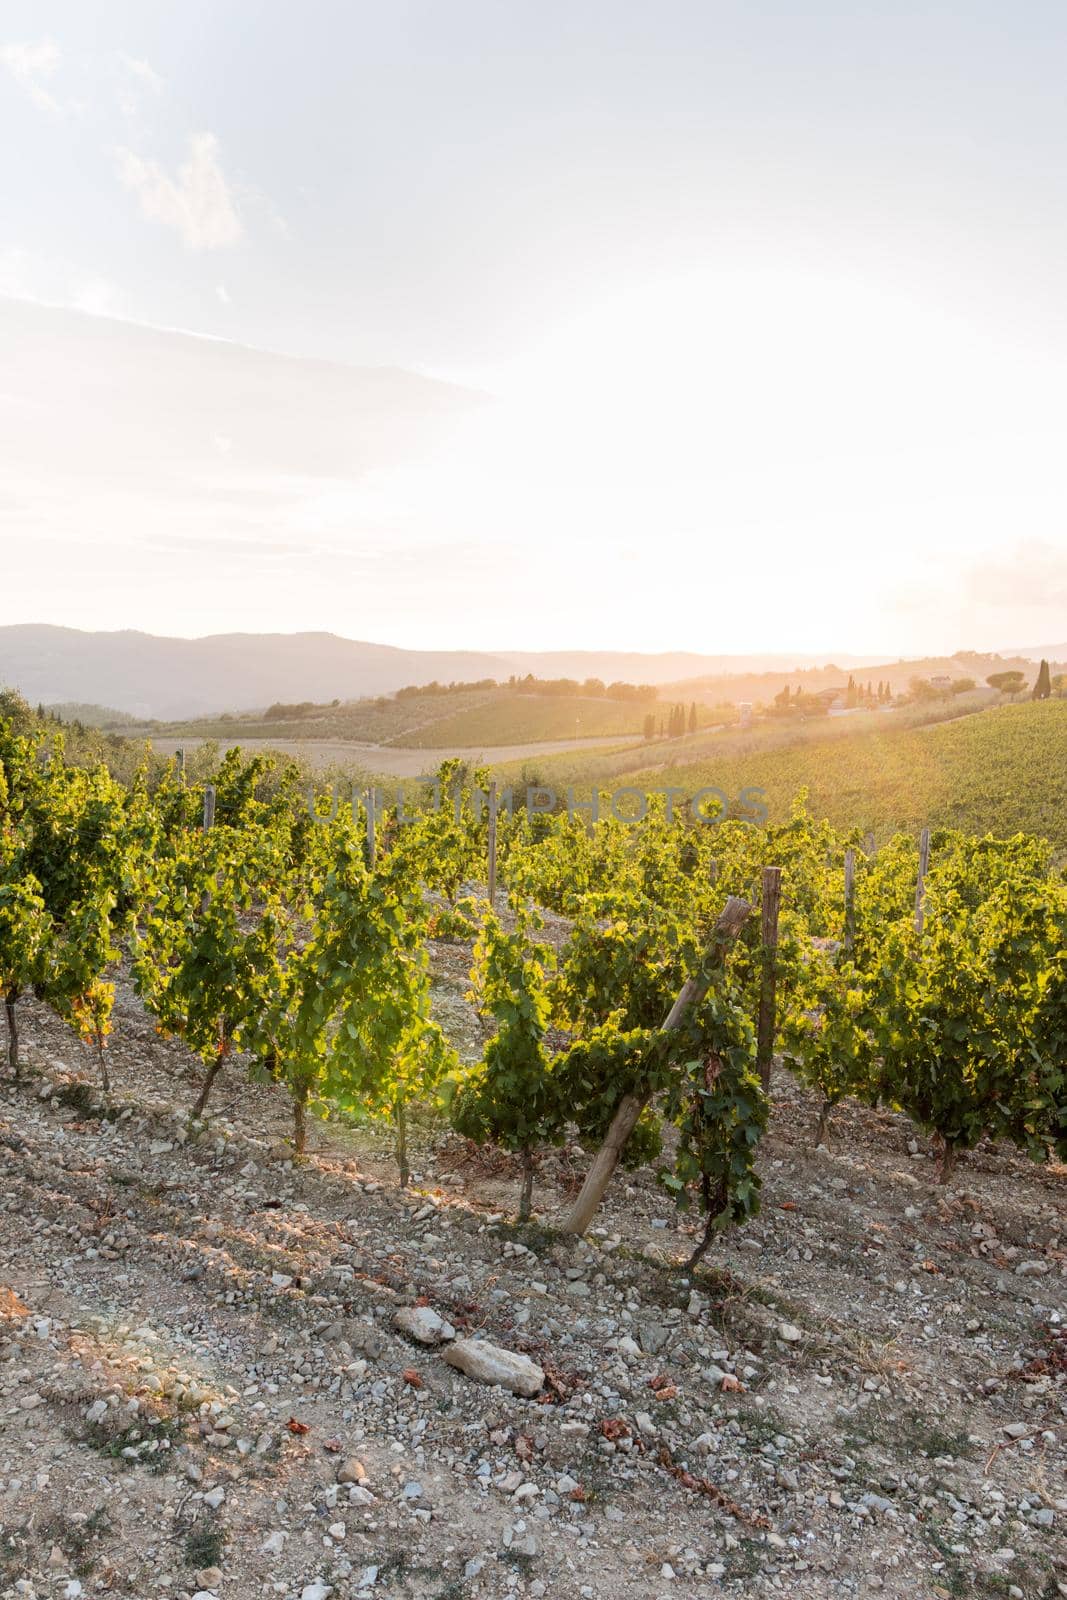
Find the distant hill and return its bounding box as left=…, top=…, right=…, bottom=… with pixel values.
left=664, top=650, right=1062, bottom=705
left=1008, top=642, right=1067, bottom=663
left=0, top=625, right=887, bottom=721
left=45, top=702, right=138, bottom=728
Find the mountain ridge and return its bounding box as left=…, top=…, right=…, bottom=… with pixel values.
left=0, top=624, right=1056, bottom=720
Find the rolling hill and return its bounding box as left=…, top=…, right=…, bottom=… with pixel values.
left=0, top=624, right=890, bottom=721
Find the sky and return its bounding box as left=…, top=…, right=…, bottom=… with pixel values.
left=2, top=0, right=1067, bottom=656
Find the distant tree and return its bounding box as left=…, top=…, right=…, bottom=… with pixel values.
left=688, top=702, right=697, bottom=734
left=986, top=671, right=1026, bottom=697
left=1032, top=659, right=1052, bottom=700
left=1053, top=674, right=1067, bottom=698
left=642, top=712, right=656, bottom=741
left=951, top=677, right=976, bottom=694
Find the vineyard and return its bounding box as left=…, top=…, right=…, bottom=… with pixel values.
left=1, top=714, right=1065, bottom=1599
left=626, top=699, right=1067, bottom=848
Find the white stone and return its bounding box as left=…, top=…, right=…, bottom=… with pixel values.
left=443, top=1338, right=544, bottom=1397
left=394, top=1305, right=455, bottom=1345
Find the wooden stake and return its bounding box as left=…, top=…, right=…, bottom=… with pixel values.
left=563, top=895, right=753, bottom=1235
left=487, top=781, right=498, bottom=909
left=914, top=827, right=931, bottom=933
left=756, top=866, right=782, bottom=1093
left=366, top=789, right=377, bottom=869
left=202, top=784, right=215, bottom=830
left=843, top=848, right=856, bottom=953
left=176, top=747, right=185, bottom=786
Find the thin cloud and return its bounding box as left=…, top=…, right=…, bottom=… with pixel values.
left=119, top=54, right=163, bottom=94
left=116, top=52, right=163, bottom=118
left=1, top=37, right=62, bottom=113
left=116, top=133, right=243, bottom=251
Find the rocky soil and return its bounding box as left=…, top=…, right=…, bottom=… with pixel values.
left=0, top=978, right=1064, bottom=1600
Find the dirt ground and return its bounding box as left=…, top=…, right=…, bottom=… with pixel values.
left=0, top=971, right=1064, bottom=1600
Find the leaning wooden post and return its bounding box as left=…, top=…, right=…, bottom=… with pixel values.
left=366, top=788, right=377, bottom=869
left=843, top=848, right=856, bottom=953
left=176, top=747, right=186, bottom=786
left=563, top=894, right=753, bottom=1235
left=756, top=867, right=782, bottom=1093
left=914, top=827, right=931, bottom=934
left=202, top=784, right=215, bottom=830
left=487, top=781, right=498, bottom=909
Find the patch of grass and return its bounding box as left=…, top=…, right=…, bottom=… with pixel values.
left=906, top=1420, right=974, bottom=1459
left=183, top=1517, right=226, bottom=1570
left=374, top=1548, right=449, bottom=1587
left=491, top=1217, right=561, bottom=1257
left=844, top=1405, right=973, bottom=1466
left=434, top=1582, right=470, bottom=1600
left=77, top=1413, right=186, bottom=1473
left=42, top=1508, right=110, bottom=1577
left=55, top=1081, right=108, bottom=1117
left=0, top=1524, right=28, bottom=1581
left=499, top=1548, right=538, bottom=1574
left=921, top=1523, right=974, bottom=1597
left=724, top=1536, right=764, bottom=1580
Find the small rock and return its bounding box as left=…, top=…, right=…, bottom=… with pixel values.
left=778, top=1323, right=803, bottom=1343
left=637, top=1319, right=668, bottom=1355
left=394, top=1305, right=456, bottom=1345
left=444, top=1338, right=544, bottom=1397
left=337, top=1457, right=369, bottom=1485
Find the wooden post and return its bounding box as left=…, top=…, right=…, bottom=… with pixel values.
left=863, top=830, right=875, bottom=857
left=756, top=866, right=782, bottom=1093
left=487, top=781, right=498, bottom=909
left=914, top=827, right=931, bottom=933
left=843, top=848, right=856, bottom=953
left=563, top=895, right=753, bottom=1235
left=176, top=747, right=185, bottom=786
left=202, top=784, right=215, bottom=830
left=366, top=788, right=377, bottom=869
left=709, top=857, right=720, bottom=886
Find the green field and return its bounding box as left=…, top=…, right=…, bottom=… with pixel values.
left=489, top=698, right=1067, bottom=850
left=137, top=687, right=688, bottom=749
left=627, top=699, right=1067, bottom=847
left=392, top=691, right=651, bottom=747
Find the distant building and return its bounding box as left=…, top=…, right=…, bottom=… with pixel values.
left=738, top=700, right=752, bottom=728
left=929, top=674, right=952, bottom=690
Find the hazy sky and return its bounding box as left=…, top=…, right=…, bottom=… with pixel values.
left=3, top=1, right=1067, bottom=655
